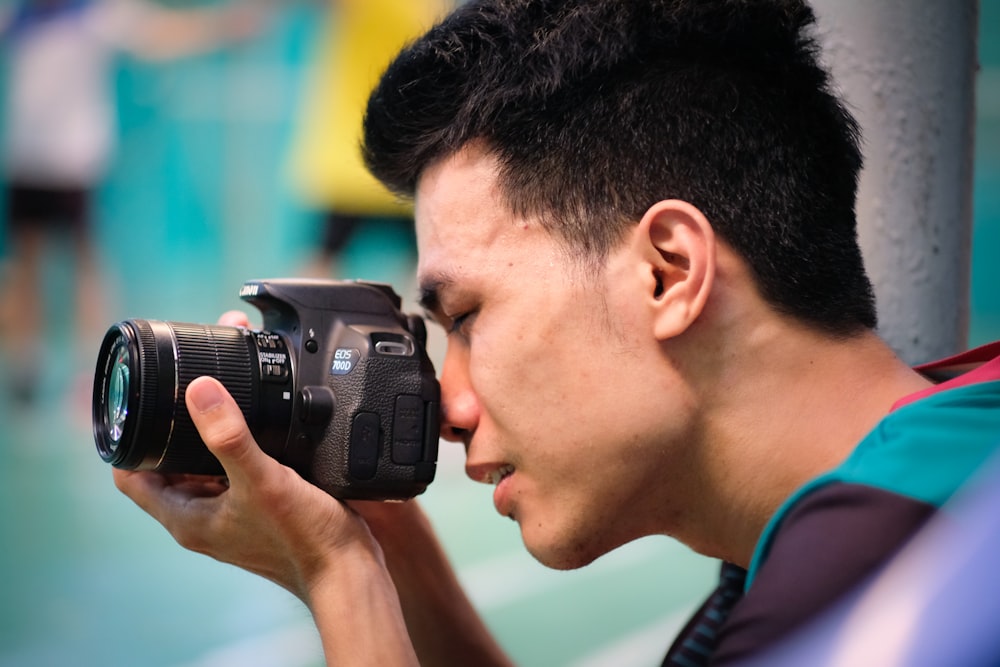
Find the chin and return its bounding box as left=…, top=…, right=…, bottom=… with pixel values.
left=521, top=528, right=607, bottom=571
left=527, top=547, right=596, bottom=571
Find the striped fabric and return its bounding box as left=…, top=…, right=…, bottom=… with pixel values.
left=662, top=563, right=747, bottom=667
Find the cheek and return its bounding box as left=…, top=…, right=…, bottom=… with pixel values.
left=480, top=330, right=641, bottom=453
left=469, top=287, right=650, bottom=443
left=474, top=324, right=589, bottom=410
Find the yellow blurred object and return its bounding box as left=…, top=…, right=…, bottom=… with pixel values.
left=288, top=0, right=450, bottom=216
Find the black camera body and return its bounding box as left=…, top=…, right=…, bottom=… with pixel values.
left=92, top=279, right=440, bottom=500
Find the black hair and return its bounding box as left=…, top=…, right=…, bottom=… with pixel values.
left=363, top=0, right=877, bottom=335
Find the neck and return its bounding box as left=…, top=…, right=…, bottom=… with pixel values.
left=675, top=318, right=931, bottom=568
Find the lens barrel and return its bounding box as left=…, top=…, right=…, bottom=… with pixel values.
left=92, top=320, right=271, bottom=474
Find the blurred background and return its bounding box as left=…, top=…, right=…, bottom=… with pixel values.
left=0, top=1, right=996, bottom=666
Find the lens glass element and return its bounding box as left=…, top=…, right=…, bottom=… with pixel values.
left=107, top=339, right=130, bottom=448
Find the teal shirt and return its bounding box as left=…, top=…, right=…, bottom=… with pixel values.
left=747, top=379, right=1000, bottom=589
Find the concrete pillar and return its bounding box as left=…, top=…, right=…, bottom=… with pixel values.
left=810, top=0, right=979, bottom=364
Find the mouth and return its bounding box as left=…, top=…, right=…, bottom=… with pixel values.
left=483, top=464, right=515, bottom=485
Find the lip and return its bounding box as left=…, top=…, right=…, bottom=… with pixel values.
left=466, top=462, right=517, bottom=517
left=492, top=471, right=515, bottom=518
left=464, top=461, right=512, bottom=484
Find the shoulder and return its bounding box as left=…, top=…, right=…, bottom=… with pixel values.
left=839, top=378, right=1000, bottom=508
left=712, top=482, right=934, bottom=665
left=753, top=378, right=1000, bottom=579
left=711, top=352, right=1000, bottom=664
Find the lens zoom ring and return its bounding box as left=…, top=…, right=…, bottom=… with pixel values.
left=165, top=324, right=255, bottom=470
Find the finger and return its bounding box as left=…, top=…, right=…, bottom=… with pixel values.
left=113, top=467, right=168, bottom=513
left=218, top=310, right=252, bottom=327
left=112, top=468, right=224, bottom=531
left=115, top=467, right=227, bottom=502
left=114, top=467, right=230, bottom=556
left=185, top=376, right=273, bottom=489
left=160, top=474, right=231, bottom=498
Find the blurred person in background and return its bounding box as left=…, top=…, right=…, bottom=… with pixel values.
left=286, top=0, right=452, bottom=285
left=0, top=0, right=262, bottom=404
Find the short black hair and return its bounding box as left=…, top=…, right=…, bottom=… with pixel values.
left=363, top=0, right=877, bottom=335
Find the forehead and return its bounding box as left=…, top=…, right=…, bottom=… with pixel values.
left=414, top=146, right=530, bottom=288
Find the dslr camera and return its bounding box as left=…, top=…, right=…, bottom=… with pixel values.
left=92, top=279, right=440, bottom=500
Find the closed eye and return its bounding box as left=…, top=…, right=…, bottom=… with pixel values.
left=447, top=310, right=477, bottom=337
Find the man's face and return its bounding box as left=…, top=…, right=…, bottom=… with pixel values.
left=415, top=145, right=695, bottom=570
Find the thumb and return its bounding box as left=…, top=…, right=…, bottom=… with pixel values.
left=186, top=376, right=270, bottom=487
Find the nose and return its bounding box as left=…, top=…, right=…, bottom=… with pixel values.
left=438, top=342, right=480, bottom=443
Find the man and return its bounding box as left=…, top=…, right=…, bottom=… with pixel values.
left=113, top=1, right=1000, bottom=665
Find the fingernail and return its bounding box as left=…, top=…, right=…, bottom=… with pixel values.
left=188, top=378, right=224, bottom=412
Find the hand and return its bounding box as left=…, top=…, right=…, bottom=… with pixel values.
left=213, top=309, right=419, bottom=538
left=112, top=375, right=378, bottom=603
left=112, top=310, right=430, bottom=665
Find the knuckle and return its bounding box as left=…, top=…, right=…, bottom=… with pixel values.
left=112, top=471, right=129, bottom=493
left=198, top=412, right=249, bottom=456
left=240, top=465, right=294, bottom=508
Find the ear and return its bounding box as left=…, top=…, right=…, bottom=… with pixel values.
left=635, top=199, right=716, bottom=340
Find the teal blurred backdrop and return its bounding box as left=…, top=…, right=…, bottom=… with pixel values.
left=0, top=2, right=997, bottom=666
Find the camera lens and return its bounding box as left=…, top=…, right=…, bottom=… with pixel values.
left=106, top=337, right=130, bottom=445
left=92, top=320, right=293, bottom=474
